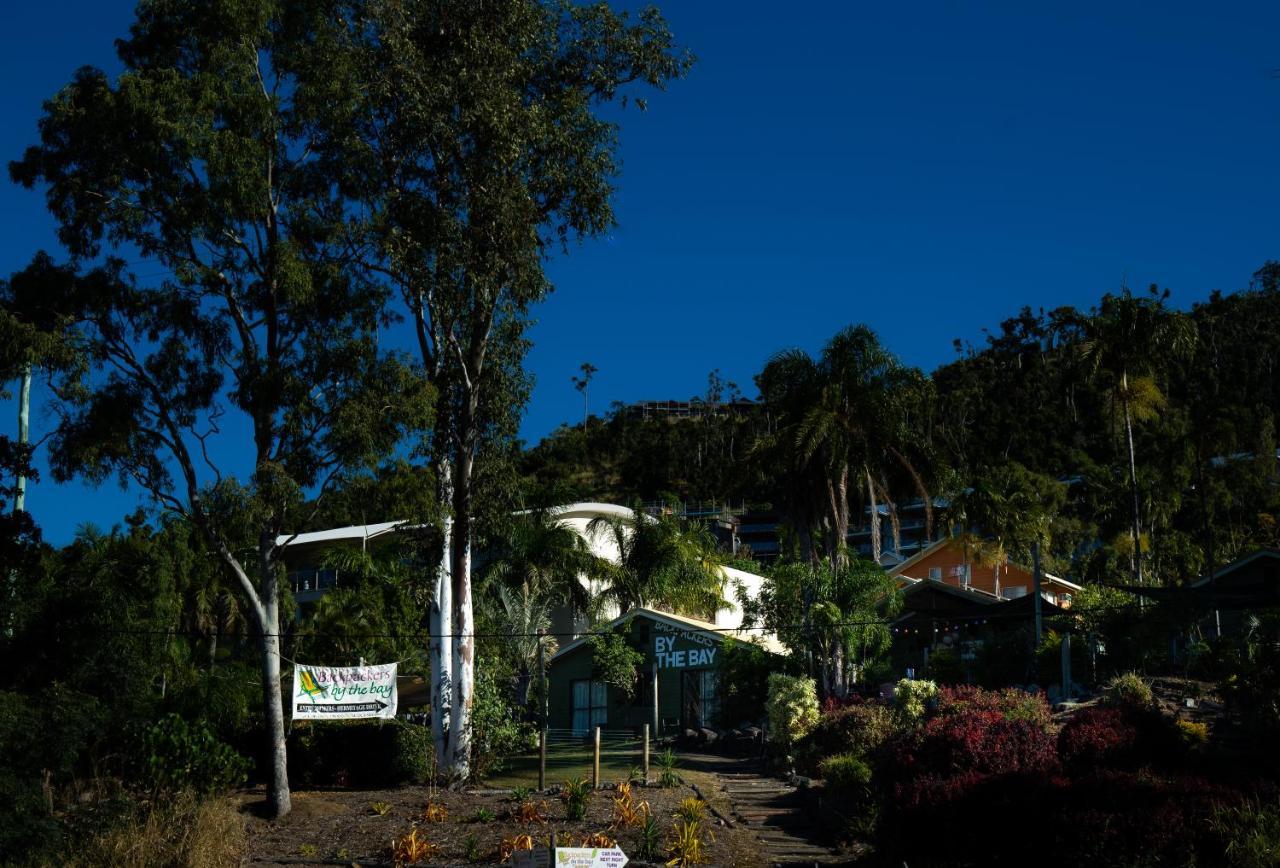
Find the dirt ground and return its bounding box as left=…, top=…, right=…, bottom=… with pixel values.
left=237, top=779, right=771, bottom=867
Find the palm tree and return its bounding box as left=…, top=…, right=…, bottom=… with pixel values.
left=306, top=547, right=423, bottom=667
left=481, top=508, right=609, bottom=619
left=757, top=325, right=934, bottom=567
left=1077, top=288, right=1196, bottom=585
left=586, top=509, right=728, bottom=620
left=491, top=584, right=557, bottom=708
left=746, top=558, right=898, bottom=698
left=948, top=462, right=1065, bottom=602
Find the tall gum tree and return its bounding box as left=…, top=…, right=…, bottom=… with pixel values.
left=300, top=0, right=692, bottom=780
left=9, top=0, right=433, bottom=818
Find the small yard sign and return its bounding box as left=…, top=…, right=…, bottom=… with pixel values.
left=554, top=846, right=628, bottom=868
left=292, top=662, right=397, bottom=720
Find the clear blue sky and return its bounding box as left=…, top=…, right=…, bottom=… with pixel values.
left=2, top=2, right=1278, bottom=543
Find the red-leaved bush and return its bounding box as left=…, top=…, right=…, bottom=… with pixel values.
left=1057, top=706, right=1139, bottom=771
left=935, top=685, right=1052, bottom=729
left=881, top=769, right=1243, bottom=867
left=1057, top=704, right=1185, bottom=773
left=885, top=709, right=1058, bottom=785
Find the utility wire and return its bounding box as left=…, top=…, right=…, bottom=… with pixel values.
left=8, top=600, right=1169, bottom=642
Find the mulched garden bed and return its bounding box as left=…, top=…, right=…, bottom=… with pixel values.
left=237, top=780, right=772, bottom=867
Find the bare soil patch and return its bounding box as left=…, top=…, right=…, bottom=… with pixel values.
left=237, top=780, right=770, bottom=866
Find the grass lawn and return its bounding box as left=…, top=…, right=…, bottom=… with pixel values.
left=482, top=744, right=648, bottom=790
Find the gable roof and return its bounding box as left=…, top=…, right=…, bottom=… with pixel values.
left=1191, top=548, right=1280, bottom=588
left=551, top=606, right=784, bottom=662
left=900, top=577, right=1000, bottom=606
left=888, top=537, right=1082, bottom=592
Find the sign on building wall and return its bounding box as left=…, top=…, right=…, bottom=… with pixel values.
left=292, top=662, right=398, bottom=720
left=653, top=623, right=718, bottom=669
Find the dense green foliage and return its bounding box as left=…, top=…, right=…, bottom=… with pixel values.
left=523, top=267, right=1280, bottom=590
left=765, top=674, right=820, bottom=749
left=288, top=720, right=432, bottom=789
left=0, top=0, right=1277, bottom=859
left=143, top=714, right=251, bottom=795
left=715, top=638, right=779, bottom=727
left=742, top=557, right=897, bottom=696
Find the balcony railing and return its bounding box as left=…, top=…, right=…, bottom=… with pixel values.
left=289, top=568, right=339, bottom=596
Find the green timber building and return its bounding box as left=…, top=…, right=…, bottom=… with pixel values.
left=546, top=608, right=780, bottom=737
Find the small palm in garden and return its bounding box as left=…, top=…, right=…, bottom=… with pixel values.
left=561, top=778, right=592, bottom=821
left=656, top=748, right=681, bottom=787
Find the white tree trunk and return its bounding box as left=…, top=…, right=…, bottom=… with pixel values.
left=448, top=532, right=474, bottom=781
left=429, top=514, right=453, bottom=774
left=256, top=579, right=291, bottom=818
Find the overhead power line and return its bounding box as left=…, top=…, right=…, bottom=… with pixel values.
left=9, top=600, right=1158, bottom=643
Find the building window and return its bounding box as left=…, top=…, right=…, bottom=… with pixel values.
left=1003, top=586, right=1027, bottom=599
left=928, top=567, right=942, bottom=580
left=681, top=670, right=720, bottom=730
left=632, top=667, right=653, bottom=708
left=571, top=680, right=607, bottom=737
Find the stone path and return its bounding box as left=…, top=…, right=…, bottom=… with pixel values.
left=681, top=754, right=852, bottom=866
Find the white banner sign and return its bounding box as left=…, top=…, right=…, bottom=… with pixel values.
left=292, top=662, right=397, bottom=720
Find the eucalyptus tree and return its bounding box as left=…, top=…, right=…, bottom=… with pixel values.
left=587, top=510, right=727, bottom=619
left=1076, top=288, right=1196, bottom=585
left=302, top=0, right=692, bottom=779
left=9, top=0, right=433, bottom=817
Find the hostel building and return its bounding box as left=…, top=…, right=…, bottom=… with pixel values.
left=545, top=608, right=782, bottom=737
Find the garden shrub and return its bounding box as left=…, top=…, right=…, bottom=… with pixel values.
left=1208, top=797, right=1280, bottom=868
left=1058, top=707, right=1138, bottom=772
left=1220, top=614, right=1280, bottom=755
left=1035, top=629, right=1091, bottom=686
left=882, top=769, right=1245, bottom=867
left=893, top=678, right=938, bottom=722
left=927, top=646, right=965, bottom=684
left=1104, top=672, right=1155, bottom=710
left=802, top=700, right=897, bottom=762
left=1066, top=707, right=1143, bottom=769
left=288, top=719, right=430, bottom=787
left=1057, top=705, right=1184, bottom=774
left=0, top=687, right=112, bottom=860
left=885, top=709, right=1058, bottom=785
left=935, top=685, right=1051, bottom=729
left=765, top=674, right=819, bottom=748
left=880, top=773, right=1239, bottom=865
left=471, top=660, right=537, bottom=780
left=1176, top=719, right=1209, bottom=748
left=1051, top=771, right=1244, bottom=868
left=143, top=713, right=251, bottom=795
left=819, top=753, right=872, bottom=794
